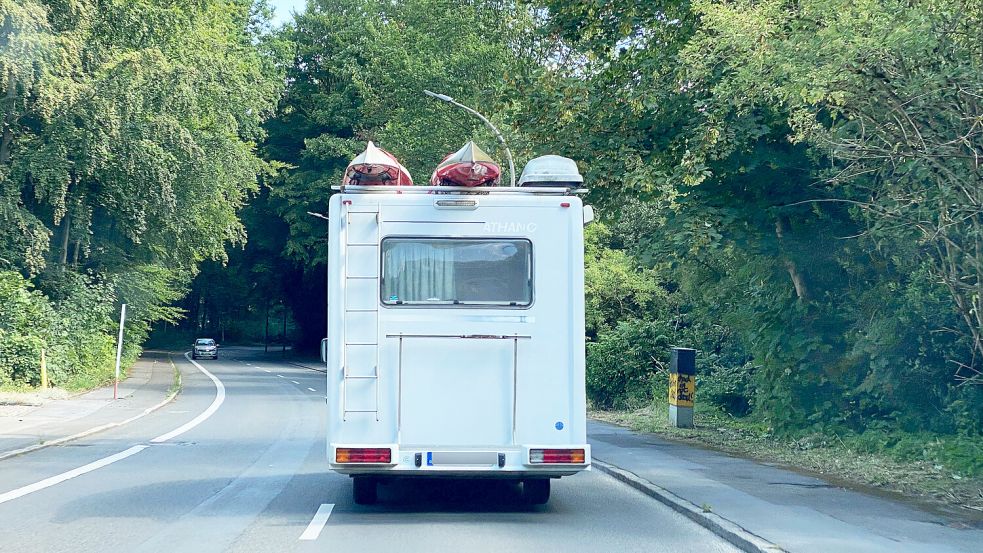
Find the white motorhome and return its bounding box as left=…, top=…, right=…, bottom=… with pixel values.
left=324, top=156, right=592, bottom=505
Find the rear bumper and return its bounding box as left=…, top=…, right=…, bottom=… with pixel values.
left=329, top=443, right=591, bottom=478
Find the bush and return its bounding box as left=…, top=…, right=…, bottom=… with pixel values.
left=0, top=272, right=55, bottom=386
left=587, top=319, right=674, bottom=409
left=699, top=361, right=756, bottom=416
left=0, top=271, right=121, bottom=389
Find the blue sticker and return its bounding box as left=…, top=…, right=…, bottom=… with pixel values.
left=555, top=421, right=564, bottom=430
left=390, top=295, right=399, bottom=301
left=426, top=452, right=433, bottom=466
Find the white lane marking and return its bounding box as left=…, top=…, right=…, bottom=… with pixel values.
left=0, top=352, right=228, bottom=504
left=0, top=446, right=148, bottom=505
left=263, top=369, right=271, bottom=373
left=277, top=374, right=285, bottom=378
left=307, top=388, right=316, bottom=392
left=0, top=361, right=181, bottom=462
left=150, top=352, right=226, bottom=443
left=291, top=380, right=299, bottom=385
left=299, top=503, right=335, bottom=541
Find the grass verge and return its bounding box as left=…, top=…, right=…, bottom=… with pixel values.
left=591, top=402, right=983, bottom=520
left=167, top=354, right=182, bottom=397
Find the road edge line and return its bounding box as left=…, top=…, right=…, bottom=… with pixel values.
left=149, top=352, right=225, bottom=443
left=593, top=459, right=786, bottom=553
left=0, top=445, right=148, bottom=505
left=0, top=355, right=184, bottom=462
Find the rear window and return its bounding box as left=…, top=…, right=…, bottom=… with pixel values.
left=381, top=238, right=532, bottom=307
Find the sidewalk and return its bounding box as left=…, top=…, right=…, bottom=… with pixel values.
left=588, top=420, right=982, bottom=553
left=0, top=351, right=179, bottom=459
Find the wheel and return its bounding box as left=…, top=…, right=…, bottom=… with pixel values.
left=522, top=478, right=550, bottom=505
left=352, top=476, right=377, bottom=505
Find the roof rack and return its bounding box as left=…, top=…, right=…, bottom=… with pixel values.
left=333, top=185, right=588, bottom=195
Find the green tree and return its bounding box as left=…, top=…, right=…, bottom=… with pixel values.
left=1, top=0, right=283, bottom=385
left=259, top=0, right=538, bottom=347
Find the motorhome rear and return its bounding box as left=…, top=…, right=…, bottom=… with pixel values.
left=324, top=156, right=592, bottom=505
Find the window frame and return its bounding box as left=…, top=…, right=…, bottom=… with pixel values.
left=378, top=236, right=534, bottom=309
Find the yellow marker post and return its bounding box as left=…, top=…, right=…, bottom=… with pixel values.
left=40, top=348, right=48, bottom=389
left=668, top=347, right=696, bottom=428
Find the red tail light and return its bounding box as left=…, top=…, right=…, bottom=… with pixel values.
left=336, top=448, right=391, bottom=463
left=529, top=448, right=586, bottom=464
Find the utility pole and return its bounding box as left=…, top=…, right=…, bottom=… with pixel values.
left=423, top=90, right=516, bottom=187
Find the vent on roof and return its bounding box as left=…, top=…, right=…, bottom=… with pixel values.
left=518, top=155, right=583, bottom=188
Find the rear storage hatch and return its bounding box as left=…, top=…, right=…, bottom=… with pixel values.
left=398, top=336, right=517, bottom=447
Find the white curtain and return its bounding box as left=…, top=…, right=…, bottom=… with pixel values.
left=383, top=242, right=456, bottom=302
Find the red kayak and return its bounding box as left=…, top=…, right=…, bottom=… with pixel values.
left=343, top=141, right=413, bottom=186
left=430, top=141, right=501, bottom=187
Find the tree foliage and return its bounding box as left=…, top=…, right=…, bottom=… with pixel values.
left=523, top=0, right=983, bottom=445
left=256, top=0, right=539, bottom=346
left=0, top=0, right=282, bottom=385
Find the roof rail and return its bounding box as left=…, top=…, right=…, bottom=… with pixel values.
left=333, top=185, right=587, bottom=195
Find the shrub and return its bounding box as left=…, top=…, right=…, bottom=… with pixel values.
left=0, top=271, right=121, bottom=389
left=587, top=319, right=674, bottom=409
left=699, top=361, right=756, bottom=416
left=0, top=272, right=55, bottom=386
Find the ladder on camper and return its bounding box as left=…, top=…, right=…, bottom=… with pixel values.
left=342, top=207, right=380, bottom=421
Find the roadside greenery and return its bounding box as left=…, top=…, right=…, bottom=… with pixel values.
left=544, top=0, right=983, bottom=487
left=0, top=0, right=281, bottom=387
left=3, top=0, right=979, bottom=507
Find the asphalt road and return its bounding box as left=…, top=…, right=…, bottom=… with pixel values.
left=0, top=348, right=739, bottom=553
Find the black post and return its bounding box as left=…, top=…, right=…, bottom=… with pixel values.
left=669, top=347, right=696, bottom=428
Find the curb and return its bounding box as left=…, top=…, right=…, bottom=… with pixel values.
left=0, top=356, right=183, bottom=462
left=285, top=360, right=325, bottom=373
left=593, top=459, right=786, bottom=553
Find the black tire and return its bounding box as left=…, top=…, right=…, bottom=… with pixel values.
left=522, top=479, right=550, bottom=505
left=352, top=476, right=377, bottom=505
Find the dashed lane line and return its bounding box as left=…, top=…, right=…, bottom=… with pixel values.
left=299, top=503, right=335, bottom=541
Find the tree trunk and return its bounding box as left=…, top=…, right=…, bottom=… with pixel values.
left=775, top=216, right=811, bottom=302
left=59, top=211, right=71, bottom=267
left=71, top=239, right=81, bottom=265
left=1, top=67, right=17, bottom=165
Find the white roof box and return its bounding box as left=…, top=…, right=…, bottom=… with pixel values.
left=518, top=155, right=583, bottom=187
